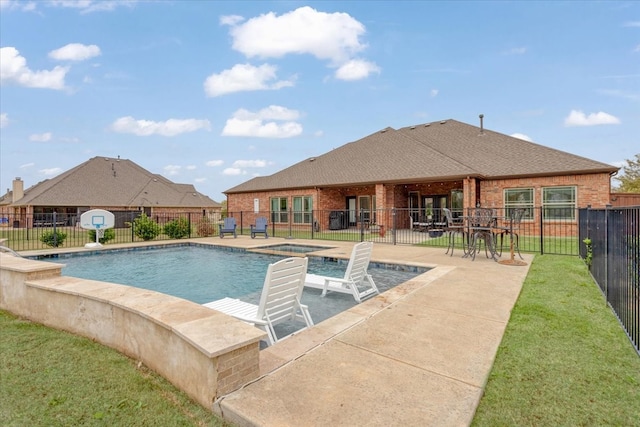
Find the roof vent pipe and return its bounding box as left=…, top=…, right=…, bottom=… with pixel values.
left=479, top=114, right=484, bottom=134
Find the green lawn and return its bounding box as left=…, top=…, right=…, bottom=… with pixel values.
left=1, top=255, right=638, bottom=426
left=0, top=311, right=229, bottom=427
left=472, top=255, right=640, bottom=426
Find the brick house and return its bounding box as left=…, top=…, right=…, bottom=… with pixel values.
left=223, top=119, right=617, bottom=234
left=0, top=156, right=221, bottom=228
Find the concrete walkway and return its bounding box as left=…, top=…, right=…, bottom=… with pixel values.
left=208, top=238, right=533, bottom=427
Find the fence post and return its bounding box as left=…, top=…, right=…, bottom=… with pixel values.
left=539, top=206, right=544, bottom=255
left=188, top=212, right=192, bottom=238
left=131, top=212, right=135, bottom=242
left=392, top=208, right=397, bottom=245
left=53, top=211, right=58, bottom=247
left=605, top=204, right=610, bottom=301
left=287, top=209, right=293, bottom=239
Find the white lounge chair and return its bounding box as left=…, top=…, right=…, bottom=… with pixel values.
left=203, top=257, right=313, bottom=346
left=304, top=241, right=379, bottom=303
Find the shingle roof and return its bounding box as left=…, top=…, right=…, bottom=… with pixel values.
left=225, top=119, right=618, bottom=194
left=9, top=157, right=220, bottom=208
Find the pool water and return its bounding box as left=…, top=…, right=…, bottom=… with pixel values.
left=45, top=244, right=425, bottom=330
left=254, top=244, right=334, bottom=254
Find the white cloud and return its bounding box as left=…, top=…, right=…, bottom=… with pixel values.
left=194, top=177, right=206, bottom=183
left=230, top=7, right=367, bottom=63
left=220, top=14, right=244, bottom=26
left=564, top=110, right=621, bottom=127
left=48, top=0, right=137, bottom=14
left=511, top=133, right=532, bottom=142
left=49, top=43, right=101, bottom=61
left=186, top=165, right=196, bottom=171
left=221, top=106, right=303, bottom=138
left=597, top=89, right=639, bottom=101
left=20, top=162, right=35, bottom=169
left=163, top=165, right=181, bottom=176
left=335, top=59, right=380, bottom=81
left=0, top=47, right=69, bottom=90
left=0, top=0, right=36, bottom=11
left=623, top=21, right=640, bottom=27
left=430, top=89, right=439, bottom=97
left=205, top=160, right=224, bottom=167
left=232, top=160, right=267, bottom=168
left=39, top=167, right=62, bottom=176
left=222, top=168, right=245, bottom=176
left=204, top=63, right=295, bottom=97
left=635, top=44, right=640, bottom=53
left=226, top=6, right=379, bottom=78
left=110, top=116, right=211, bottom=136
left=0, top=113, right=8, bottom=128
left=29, top=132, right=53, bottom=142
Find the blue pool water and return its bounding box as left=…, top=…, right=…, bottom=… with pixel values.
left=255, top=244, right=335, bottom=253
left=43, top=244, right=426, bottom=326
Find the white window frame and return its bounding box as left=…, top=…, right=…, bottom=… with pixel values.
left=270, top=197, right=288, bottom=224
left=504, top=188, right=534, bottom=220
left=293, top=196, right=313, bottom=224
left=542, top=186, right=576, bottom=221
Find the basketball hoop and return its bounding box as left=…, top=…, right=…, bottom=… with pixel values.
left=80, top=209, right=115, bottom=249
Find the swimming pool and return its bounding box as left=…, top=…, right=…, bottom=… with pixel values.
left=42, top=244, right=426, bottom=327
left=252, top=244, right=335, bottom=254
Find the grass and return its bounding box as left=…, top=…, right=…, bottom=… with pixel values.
left=472, top=255, right=640, bottom=426
left=2, top=254, right=638, bottom=425
left=0, top=311, right=229, bottom=427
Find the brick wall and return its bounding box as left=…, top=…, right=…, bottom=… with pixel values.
left=481, top=172, right=612, bottom=209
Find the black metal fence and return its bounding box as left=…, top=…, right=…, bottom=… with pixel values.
left=579, top=206, right=640, bottom=355
left=0, top=211, right=220, bottom=251
left=0, top=207, right=583, bottom=254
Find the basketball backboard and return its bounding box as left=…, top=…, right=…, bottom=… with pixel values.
left=80, top=209, right=115, bottom=230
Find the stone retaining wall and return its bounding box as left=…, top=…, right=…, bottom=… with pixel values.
left=0, top=253, right=265, bottom=409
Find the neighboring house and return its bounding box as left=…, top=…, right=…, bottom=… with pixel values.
left=0, top=156, right=221, bottom=228
left=224, top=118, right=618, bottom=233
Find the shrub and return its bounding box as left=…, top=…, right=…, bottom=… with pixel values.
left=197, top=219, right=216, bottom=237
left=130, top=213, right=161, bottom=241
left=163, top=217, right=191, bottom=239
left=87, top=228, right=116, bottom=244
left=40, top=230, right=67, bottom=247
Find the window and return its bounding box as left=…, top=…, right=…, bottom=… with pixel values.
left=451, top=190, right=463, bottom=216
left=270, top=197, right=288, bottom=224
left=293, top=196, right=313, bottom=224
left=504, top=188, right=534, bottom=220
left=358, top=196, right=371, bottom=224
left=543, top=186, right=576, bottom=221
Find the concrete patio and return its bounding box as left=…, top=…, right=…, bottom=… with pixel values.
left=203, top=237, right=533, bottom=427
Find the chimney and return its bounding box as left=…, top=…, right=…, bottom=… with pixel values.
left=479, top=114, right=484, bottom=134
left=12, top=177, right=24, bottom=203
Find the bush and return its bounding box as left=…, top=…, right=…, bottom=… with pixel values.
left=87, top=228, right=116, bottom=244
left=163, top=217, right=191, bottom=239
left=197, top=219, right=216, bottom=237
left=40, top=230, right=67, bottom=247
left=130, top=213, right=161, bottom=241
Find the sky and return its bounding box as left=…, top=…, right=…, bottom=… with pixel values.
left=1, top=1, right=638, bottom=203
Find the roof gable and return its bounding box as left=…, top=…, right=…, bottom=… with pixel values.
left=12, top=157, right=220, bottom=208
left=226, top=119, right=618, bottom=194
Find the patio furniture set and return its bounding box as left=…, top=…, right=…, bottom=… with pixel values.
left=443, top=207, right=526, bottom=263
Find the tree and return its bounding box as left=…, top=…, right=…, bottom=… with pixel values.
left=613, top=154, right=640, bottom=193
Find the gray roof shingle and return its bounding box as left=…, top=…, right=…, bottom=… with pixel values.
left=9, top=157, right=220, bottom=208
left=225, top=119, right=617, bottom=194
